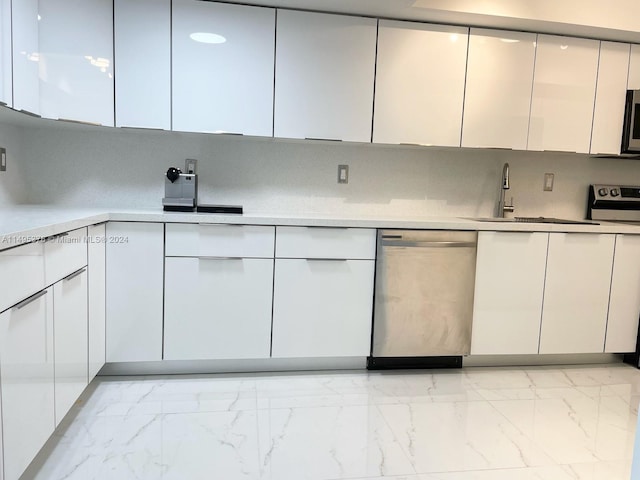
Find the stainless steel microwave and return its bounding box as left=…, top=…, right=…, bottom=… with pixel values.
left=623, top=90, right=640, bottom=153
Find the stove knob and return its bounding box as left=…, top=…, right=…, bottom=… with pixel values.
left=598, top=187, right=609, bottom=196
left=610, top=188, right=620, bottom=197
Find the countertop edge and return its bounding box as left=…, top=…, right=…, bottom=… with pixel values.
left=1, top=208, right=639, bottom=251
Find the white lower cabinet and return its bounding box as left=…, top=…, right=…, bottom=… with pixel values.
left=44, top=227, right=87, bottom=287
left=606, top=235, right=640, bottom=353
left=0, top=288, right=54, bottom=480
left=539, top=233, right=615, bottom=354
left=471, top=232, right=549, bottom=355
left=88, top=223, right=106, bottom=380
left=106, top=222, right=164, bottom=362
left=53, top=268, right=88, bottom=426
left=164, top=257, right=274, bottom=360
left=271, top=259, right=375, bottom=357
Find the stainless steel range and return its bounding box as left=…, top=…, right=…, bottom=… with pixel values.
left=588, top=184, right=640, bottom=223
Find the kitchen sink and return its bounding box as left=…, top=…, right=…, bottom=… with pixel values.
left=467, top=217, right=599, bottom=225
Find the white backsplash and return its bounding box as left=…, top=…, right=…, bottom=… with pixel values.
left=4, top=120, right=640, bottom=219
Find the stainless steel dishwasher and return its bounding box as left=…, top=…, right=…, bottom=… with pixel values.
left=369, top=230, right=478, bottom=369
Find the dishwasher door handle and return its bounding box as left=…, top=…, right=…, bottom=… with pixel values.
left=381, top=240, right=477, bottom=248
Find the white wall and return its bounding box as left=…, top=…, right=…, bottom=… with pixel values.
left=15, top=124, right=640, bottom=219
left=0, top=122, right=28, bottom=205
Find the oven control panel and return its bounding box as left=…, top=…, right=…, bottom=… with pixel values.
left=592, top=185, right=640, bottom=201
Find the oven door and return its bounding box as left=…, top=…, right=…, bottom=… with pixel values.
left=622, top=90, right=640, bottom=153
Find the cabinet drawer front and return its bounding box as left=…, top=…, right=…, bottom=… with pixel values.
left=166, top=223, right=275, bottom=258
left=44, top=227, right=88, bottom=286
left=276, top=227, right=376, bottom=259
left=0, top=241, right=45, bottom=312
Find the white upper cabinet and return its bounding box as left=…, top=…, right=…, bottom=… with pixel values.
left=274, top=10, right=377, bottom=142
left=590, top=42, right=631, bottom=155
left=628, top=44, right=640, bottom=89
left=373, top=20, right=469, bottom=147
left=0, top=0, right=12, bottom=107
left=528, top=35, right=600, bottom=153
left=11, top=0, right=39, bottom=114
left=172, top=0, right=275, bottom=136
left=373, top=21, right=468, bottom=147
left=37, top=0, right=114, bottom=125
left=114, top=0, right=170, bottom=129
left=462, top=29, right=536, bottom=150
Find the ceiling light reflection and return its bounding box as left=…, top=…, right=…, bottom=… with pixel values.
left=190, top=32, right=226, bottom=44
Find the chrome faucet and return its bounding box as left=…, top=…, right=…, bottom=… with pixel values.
left=498, top=162, right=515, bottom=217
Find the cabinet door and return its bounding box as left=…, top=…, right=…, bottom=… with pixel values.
left=114, top=0, right=170, bottom=129
left=106, top=222, right=164, bottom=362
left=274, top=10, right=377, bottom=142
left=164, top=257, right=273, bottom=360
left=38, top=0, right=114, bottom=125
left=0, top=289, right=54, bottom=480
left=11, top=0, right=39, bottom=114
left=462, top=29, right=536, bottom=150
left=528, top=35, right=600, bottom=153
left=539, top=233, right=615, bottom=354
left=87, top=224, right=105, bottom=381
left=606, top=235, right=640, bottom=353
left=590, top=42, right=631, bottom=155
left=373, top=21, right=468, bottom=146
left=272, top=259, right=374, bottom=357
left=172, top=0, right=275, bottom=136
left=628, top=44, right=640, bottom=89
left=0, top=0, right=11, bottom=107
left=53, top=268, right=88, bottom=426
left=471, top=232, right=548, bottom=355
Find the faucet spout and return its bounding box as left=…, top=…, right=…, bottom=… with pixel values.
left=498, top=162, right=514, bottom=217
left=502, top=162, right=510, bottom=190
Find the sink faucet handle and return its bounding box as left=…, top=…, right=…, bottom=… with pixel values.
left=504, top=197, right=515, bottom=213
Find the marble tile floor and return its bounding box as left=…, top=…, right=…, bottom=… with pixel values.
left=21, top=363, right=640, bottom=480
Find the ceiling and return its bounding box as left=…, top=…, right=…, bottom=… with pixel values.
left=219, top=0, right=640, bottom=43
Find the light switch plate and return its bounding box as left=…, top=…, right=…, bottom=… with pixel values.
left=185, top=158, right=197, bottom=175
left=543, top=173, right=554, bottom=191
left=338, top=164, right=349, bottom=184
left=0, top=147, right=6, bottom=172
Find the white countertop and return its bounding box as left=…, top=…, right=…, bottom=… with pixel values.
left=1, top=205, right=638, bottom=251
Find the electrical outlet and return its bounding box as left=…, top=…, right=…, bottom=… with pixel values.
left=0, top=147, right=6, bottom=172
left=185, top=158, right=197, bottom=175
left=543, top=173, right=554, bottom=191
left=338, top=165, right=349, bottom=184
